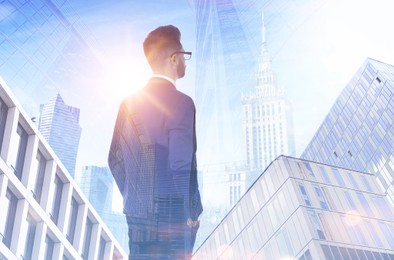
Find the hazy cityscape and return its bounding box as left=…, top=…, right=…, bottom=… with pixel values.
left=1, top=0, right=394, bottom=259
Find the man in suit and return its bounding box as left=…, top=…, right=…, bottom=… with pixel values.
left=108, top=25, right=203, bottom=259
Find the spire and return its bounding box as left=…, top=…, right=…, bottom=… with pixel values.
left=255, top=13, right=283, bottom=97
left=262, top=12, right=266, bottom=46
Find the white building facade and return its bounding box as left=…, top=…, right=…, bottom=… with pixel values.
left=193, top=156, right=394, bottom=259
left=0, top=78, right=126, bottom=259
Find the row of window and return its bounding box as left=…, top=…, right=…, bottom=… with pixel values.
left=243, top=101, right=285, bottom=119
left=295, top=161, right=375, bottom=193
left=321, top=244, right=394, bottom=260
left=0, top=93, right=124, bottom=259
left=307, top=206, right=394, bottom=251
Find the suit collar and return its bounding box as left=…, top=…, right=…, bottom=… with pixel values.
left=151, top=74, right=176, bottom=87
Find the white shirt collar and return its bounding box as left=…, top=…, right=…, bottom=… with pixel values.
left=152, top=74, right=176, bottom=86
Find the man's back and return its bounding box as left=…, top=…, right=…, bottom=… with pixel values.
left=109, top=25, right=202, bottom=259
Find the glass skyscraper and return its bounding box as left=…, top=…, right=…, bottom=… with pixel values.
left=192, top=0, right=261, bottom=166
left=193, top=156, right=394, bottom=259
left=0, top=0, right=103, bottom=119
left=39, top=94, right=81, bottom=177
left=302, top=58, right=394, bottom=205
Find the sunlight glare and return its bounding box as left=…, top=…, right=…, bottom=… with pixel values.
left=343, top=210, right=362, bottom=226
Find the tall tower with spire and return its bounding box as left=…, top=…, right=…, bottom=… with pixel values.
left=242, top=14, right=295, bottom=176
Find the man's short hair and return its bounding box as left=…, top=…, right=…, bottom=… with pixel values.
left=143, top=25, right=182, bottom=68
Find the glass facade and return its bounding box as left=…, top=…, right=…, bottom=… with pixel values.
left=302, top=58, right=394, bottom=205
left=38, top=94, right=81, bottom=177
left=192, top=156, right=394, bottom=259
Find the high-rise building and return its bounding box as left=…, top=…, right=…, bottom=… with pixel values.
left=192, top=0, right=260, bottom=166
left=301, top=58, right=394, bottom=205
left=193, top=155, right=394, bottom=259
left=39, top=94, right=81, bottom=177
left=241, top=15, right=295, bottom=178
left=192, top=1, right=263, bottom=248
left=221, top=15, right=295, bottom=214
left=0, top=0, right=103, bottom=113
left=79, top=166, right=114, bottom=214
left=0, top=78, right=126, bottom=259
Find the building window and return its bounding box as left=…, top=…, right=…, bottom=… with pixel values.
left=50, top=175, right=63, bottom=224
left=356, top=192, right=374, bottom=217
left=344, top=191, right=357, bottom=211
left=341, top=215, right=367, bottom=246
left=305, top=163, right=316, bottom=179
left=1, top=189, right=17, bottom=248
left=44, top=235, right=54, bottom=260
left=298, top=183, right=311, bottom=207
left=332, top=168, right=346, bottom=187
left=319, top=166, right=331, bottom=184
left=23, top=213, right=36, bottom=260
left=360, top=175, right=373, bottom=192
left=82, top=218, right=93, bottom=259
left=11, top=124, right=28, bottom=180
left=32, top=150, right=46, bottom=203
left=314, top=186, right=329, bottom=210
left=307, top=209, right=325, bottom=240
left=276, top=228, right=294, bottom=257
left=372, top=196, right=394, bottom=221
left=98, top=236, right=106, bottom=260
left=67, top=197, right=79, bottom=244
left=365, top=220, right=383, bottom=247
left=0, top=97, right=8, bottom=151
left=378, top=221, right=394, bottom=250
left=347, top=172, right=359, bottom=189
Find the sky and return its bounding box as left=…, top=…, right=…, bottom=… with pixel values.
left=1, top=0, right=394, bottom=250
left=1, top=0, right=393, bottom=170
left=55, top=0, right=394, bottom=213
left=59, top=0, right=394, bottom=173
left=3, top=0, right=392, bottom=201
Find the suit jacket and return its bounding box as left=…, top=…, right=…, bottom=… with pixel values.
left=108, top=77, right=203, bottom=221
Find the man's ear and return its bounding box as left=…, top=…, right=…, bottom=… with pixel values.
left=170, top=54, right=177, bottom=64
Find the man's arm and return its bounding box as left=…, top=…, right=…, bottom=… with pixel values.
left=108, top=101, right=127, bottom=193
left=168, top=96, right=196, bottom=220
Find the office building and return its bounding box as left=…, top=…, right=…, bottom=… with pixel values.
left=79, top=166, right=113, bottom=215
left=193, top=155, right=394, bottom=259
left=39, top=94, right=81, bottom=177
left=302, top=58, right=394, bottom=205
left=192, top=0, right=260, bottom=166
left=241, top=15, right=295, bottom=181
left=0, top=0, right=102, bottom=113
left=0, top=77, right=126, bottom=259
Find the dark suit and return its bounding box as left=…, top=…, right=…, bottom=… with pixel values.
left=108, top=77, right=203, bottom=259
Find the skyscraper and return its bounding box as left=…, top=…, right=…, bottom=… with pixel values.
left=39, top=94, right=81, bottom=177
left=242, top=15, right=295, bottom=177
left=79, top=165, right=114, bottom=215
left=302, top=58, right=394, bottom=205
left=192, top=0, right=260, bottom=166
left=223, top=15, right=295, bottom=211
left=193, top=156, right=394, bottom=259
left=0, top=0, right=103, bottom=113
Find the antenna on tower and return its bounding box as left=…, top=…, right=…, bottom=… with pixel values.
left=262, top=12, right=266, bottom=45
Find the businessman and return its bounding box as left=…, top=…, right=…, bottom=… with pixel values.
left=108, top=25, right=203, bottom=259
